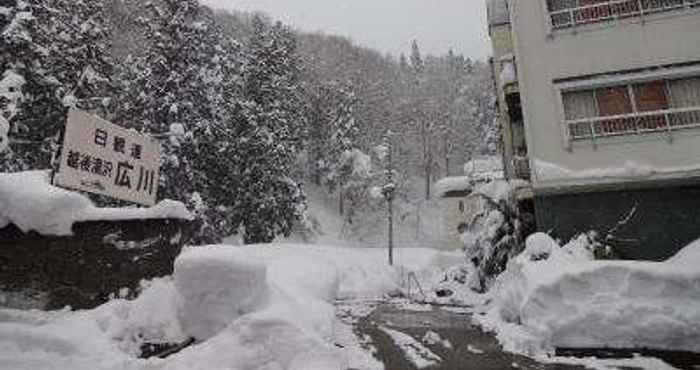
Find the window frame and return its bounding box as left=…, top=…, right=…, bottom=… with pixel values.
left=555, top=65, right=700, bottom=148
left=543, top=0, right=700, bottom=33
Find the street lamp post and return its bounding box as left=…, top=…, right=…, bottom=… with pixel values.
left=381, top=131, right=396, bottom=266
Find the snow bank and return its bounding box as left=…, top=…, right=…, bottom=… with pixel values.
left=0, top=244, right=443, bottom=370
left=0, top=171, right=192, bottom=235
left=479, top=233, right=700, bottom=355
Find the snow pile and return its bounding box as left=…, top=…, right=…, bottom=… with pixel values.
left=174, top=247, right=269, bottom=340
left=478, top=233, right=700, bottom=355
left=0, top=244, right=444, bottom=370
left=95, top=278, right=187, bottom=356
left=0, top=171, right=192, bottom=235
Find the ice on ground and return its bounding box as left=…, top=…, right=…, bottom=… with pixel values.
left=466, top=344, right=484, bottom=354
left=422, top=330, right=453, bottom=350
left=0, top=171, right=192, bottom=235
left=478, top=233, right=700, bottom=356
left=380, top=326, right=442, bottom=368
left=334, top=318, right=384, bottom=370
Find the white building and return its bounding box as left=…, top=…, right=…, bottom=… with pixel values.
left=435, top=157, right=505, bottom=249
left=496, top=0, right=700, bottom=260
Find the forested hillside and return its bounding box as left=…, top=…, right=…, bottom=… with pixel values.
left=0, top=0, right=496, bottom=244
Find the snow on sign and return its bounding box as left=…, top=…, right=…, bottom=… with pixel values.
left=54, top=109, right=160, bottom=206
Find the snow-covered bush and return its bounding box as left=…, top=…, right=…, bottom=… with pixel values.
left=458, top=180, right=535, bottom=293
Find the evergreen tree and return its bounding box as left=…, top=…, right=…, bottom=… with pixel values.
left=114, top=0, right=216, bottom=203
left=230, top=16, right=307, bottom=244
left=0, top=0, right=113, bottom=171
left=306, top=80, right=359, bottom=191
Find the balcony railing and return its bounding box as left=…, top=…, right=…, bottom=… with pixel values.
left=550, top=0, right=700, bottom=29
left=565, top=106, right=700, bottom=142
left=513, top=156, right=532, bottom=180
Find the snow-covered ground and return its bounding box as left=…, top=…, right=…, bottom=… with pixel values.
left=0, top=243, right=454, bottom=370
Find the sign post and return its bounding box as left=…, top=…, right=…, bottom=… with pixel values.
left=53, top=109, right=161, bottom=206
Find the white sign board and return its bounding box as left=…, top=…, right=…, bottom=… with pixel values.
left=54, top=109, right=161, bottom=206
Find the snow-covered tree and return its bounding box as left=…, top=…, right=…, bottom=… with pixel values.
left=227, top=16, right=307, bottom=244
left=114, top=0, right=221, bottom=203
left=0, top=0, right=113, bottom=171
left=306, top=80, right=359, bottom=191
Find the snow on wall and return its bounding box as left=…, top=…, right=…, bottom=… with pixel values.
left=0, top=171, right=193, bottom=236
left=478, top=233, right=700, bottom=355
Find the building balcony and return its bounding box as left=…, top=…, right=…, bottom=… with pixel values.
left=566, top=105, right=700, bottom=142
left=513, top=156, right=532, bottom=180
left=548, top=0, right=700, bottom=30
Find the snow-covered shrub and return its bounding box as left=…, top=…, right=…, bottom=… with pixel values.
left=457, top=181, right=535, bottom=292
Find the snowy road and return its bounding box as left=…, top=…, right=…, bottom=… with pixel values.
left=336, top=300, right=587, bottom=370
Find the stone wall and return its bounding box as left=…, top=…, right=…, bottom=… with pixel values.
left=0, top=218, right=193, bottom=310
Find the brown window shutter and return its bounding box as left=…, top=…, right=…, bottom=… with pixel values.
left=597, top=86, right=633, bottom=116
left=634, top=81, right=669, bottom=112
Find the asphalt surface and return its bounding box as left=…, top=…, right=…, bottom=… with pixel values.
left=351, top=303, right=587, bottom=370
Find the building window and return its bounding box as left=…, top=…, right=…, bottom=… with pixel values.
left=563, top=76, right=700, bottom=141
left=547, top=0, right=700, bottom=29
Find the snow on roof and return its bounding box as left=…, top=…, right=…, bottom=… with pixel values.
left=464, top=156, right=504, bottom=183
left=435, top=176, right=473, bottom=198
left=487, top=0, right=511, bottom=27
left=0, top=171, right=193, bottom=236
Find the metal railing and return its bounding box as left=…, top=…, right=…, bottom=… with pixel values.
left=550, top=0, right=700, bottom=29
left=513, top=156, right=532, bottom=180
left=565, top=106, right=700, bottom=142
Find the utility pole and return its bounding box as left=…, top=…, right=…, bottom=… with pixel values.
left=381, top=131, right=395, bottom=266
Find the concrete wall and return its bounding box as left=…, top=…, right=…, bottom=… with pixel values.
left=441, top=195, right=487, bottom=250
left=489, top=23, right=519, bottom=180
left=0, top=218, right=193, bottom=310
left=510, top=1, right=700, bottom=192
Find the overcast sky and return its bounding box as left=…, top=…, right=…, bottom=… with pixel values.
left=200, top=0, right=491, bottom=60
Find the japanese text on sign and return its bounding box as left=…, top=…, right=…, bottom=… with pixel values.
left=54, top=109, right=161, bottom=206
